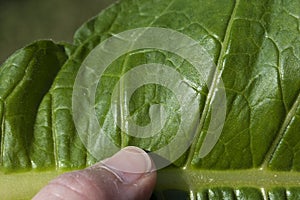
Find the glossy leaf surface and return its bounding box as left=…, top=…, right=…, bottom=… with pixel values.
left=0, top=0, right=299, bottom=199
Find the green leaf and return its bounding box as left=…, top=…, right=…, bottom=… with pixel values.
left=0, top=0, right=300, bottom=199
left=0, top=41, right=68, bottom=170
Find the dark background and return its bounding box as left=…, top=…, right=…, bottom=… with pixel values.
left=0, top=0, right=116, bottom=64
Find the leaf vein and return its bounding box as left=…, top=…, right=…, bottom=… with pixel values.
left=184, top=0, right=240, bottom=168
left=261, top=91, right=300, bottom=168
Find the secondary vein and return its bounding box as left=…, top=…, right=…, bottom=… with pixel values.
left=184, top=0, right=240, bottom=168
left=118, top=0, right=176, bottom=148
left=261, top=91, right=300, bottom=169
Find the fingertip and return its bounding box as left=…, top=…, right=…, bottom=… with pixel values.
left=33, top=147, right=157, bottom=200
left=94, top=146, right=157, bottom=199
left=100, top=146, right=155, bottom=183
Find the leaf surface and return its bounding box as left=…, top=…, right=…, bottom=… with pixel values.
left=0, top=0, right=300, bottom=199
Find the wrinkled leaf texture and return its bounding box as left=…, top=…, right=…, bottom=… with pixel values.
left=0, top=0, right=300, bottom=199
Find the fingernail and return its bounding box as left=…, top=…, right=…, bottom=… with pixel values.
left=100, top=146, right=153, bottom=183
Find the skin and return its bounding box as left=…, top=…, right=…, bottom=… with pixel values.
left=33, top=147, right=157, bottom=200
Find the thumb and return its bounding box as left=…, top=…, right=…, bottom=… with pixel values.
left=33, top=146, right=156, bottom=200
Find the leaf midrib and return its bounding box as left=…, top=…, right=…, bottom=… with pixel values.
left=2, top=168, right=299, bottom=199
left=0, top=168, right=300, bottom=196
left=157, top=168, right=300, bottom=190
